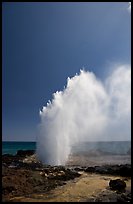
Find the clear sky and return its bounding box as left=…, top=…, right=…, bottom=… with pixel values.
left=2, top=2, right=131, bottom=141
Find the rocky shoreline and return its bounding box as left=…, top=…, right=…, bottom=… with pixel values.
left=2, top=150, right=131, bottom=202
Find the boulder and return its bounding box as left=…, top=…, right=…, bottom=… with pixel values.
left=109, top=179, right=126, bottom=192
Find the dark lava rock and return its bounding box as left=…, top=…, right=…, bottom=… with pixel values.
left=109, top=179, right=126, bottom=192
left=74, top=167, right=86, bottom=171
left=2, top=163, right=82, bottom=202
left=117, top=193, right=131, bottom=202
left=16, top=150, right=35, bottom=157
left=84, top=164, right=131, bottom=177
left=119, top=164, right=131, bottom=177
left=43, top=166, right=81, bottom=181
left=85, top=191, right=131, bottom=202
left=3, top=185, right=17, bottom=195
left=2, top=153, right=43, bottom=170
left=15, top=161, right=44, bottom=170
left=2, top=154, right=23, bottom=166
left=84, top=167, right=95, bottom=172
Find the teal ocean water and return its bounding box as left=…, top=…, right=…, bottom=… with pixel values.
left=2, top=141, right=130, bottom=156
left=2, top=141, right=36, bottom=155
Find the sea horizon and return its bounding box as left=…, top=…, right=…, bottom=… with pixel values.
left=2, top=140, right=131, bottom=142
left=2, top=140, right=131, bottom=156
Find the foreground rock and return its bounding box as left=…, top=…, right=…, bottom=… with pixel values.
left=2, top=152, right=131, bottom=202
left=2, top=166, right=81, bottom=202
left=2, top=154, right=81, bottom=202
left=109, top=179, right=126, bottom=192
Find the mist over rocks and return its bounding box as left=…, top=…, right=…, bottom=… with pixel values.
left=36, top=65, right=131, bottom=165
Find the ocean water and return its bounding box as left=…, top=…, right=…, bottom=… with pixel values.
left=2, top=141, right=131, bottom=156
left=2, top=141, right=36, bottom=155
left=71, top=141, right=131, bottom=155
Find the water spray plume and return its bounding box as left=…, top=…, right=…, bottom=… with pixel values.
left=36, top=65, right=131, bottom=165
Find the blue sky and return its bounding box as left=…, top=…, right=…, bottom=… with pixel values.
left=2, top=2, right=131, bottom=141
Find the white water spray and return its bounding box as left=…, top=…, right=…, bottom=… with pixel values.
left=36, top=65, right=131, bottom=165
